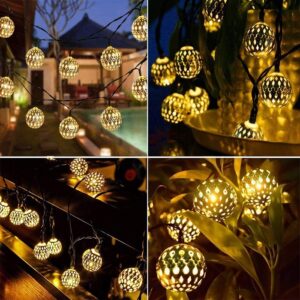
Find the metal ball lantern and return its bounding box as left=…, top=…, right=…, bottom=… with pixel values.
left=132, top=76, right=147, bottom=102
left=151, top=57, right=176, bottom=86
left=26, top=107, right=45, bottom=129
left=26, top=47, right=45, bottom=69
left=59, top=56, right=79, bottom=79
left=118, top=267, right=143, bottom=293
left=0, top=201, right=10, bottom=218
left=70, top=158, right=88, bottom=177
left=156, top=244, right=207, bottom=292
left=47, top=238, right=63, bottom=255
left=82, top=248, right=103, bottom=272
left=132, top=16, right=147, bottom=41
left=185, top=87, right=210, bottom=116
left=9, top=208, right=24, bottom=225
left=203, top=0, right=228, bottom=23
left=84, top=172, right=105, bottom=193
left=23, top=209, right=40, bottom=228
left=0, top=16, right=15, bottom=38
left=174, top=46, right=203, bottom=79
left=194, top=179, right=238, bottom=222
left=100, top=106, right=122, bottom=131
left=61, top=268, right=80, bottom=289
left=233, top=121, right=264, bottom=140
left=0, top=76, right=14, bottom=98
left=100, top=46, right=122, bottom=71
left=34, top=242, right=50, bottom=260
left=59, top=116, right=79, bottom=139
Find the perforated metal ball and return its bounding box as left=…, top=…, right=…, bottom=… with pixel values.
left=194, top=179, right=238, bottom=222
left=204, top=17, right=221, bottom=32
left=132, top=16, right=147, bottom=41
left=26, top=107, right=45, bottom=129
left=84, top=172, right=105, bottom=193
left=26, top=47, right=45, bottom=69
left=100, top=106, right=122, bottom=131
left=118, top=267, right=143, bottom=293
left=0, top=201, right=10, bottom=218
left=100, top=46, right=122, bottom=71
left=244, top=22, right=275, bottom=57
left=61, top=268, right=80, bottom=288
left=174, top=46, right=203, bottom=79
left=0, top=16, right=15, bottom=38
left=161, top=93, right=188, bottom=124
left=261, top=72, right=292, bottom=108
left=132, top=76, right=147, bottom=102
left=156, top=244, right=206, bottom=292
left=59, top=56, right=79, bottom=79
left=59, top=116, right=79, bottom=139
left=233, top=121, right=264, bottom=140
left=70, top=158, right=88, bottom=177
left=47, top=238, right=62, bottom=255
left=9, top=208, right=24, bottom=225
left=82, top=248, right=102, bottom=272
left=34, top=242, right=50, bottom=260
left=151, top=57, right=176, bottom=86
left=185, top=87, right=210, bottom=116
left=167, top=209, right=200, bottom=243
left=23, top=209, right=40, bottom=228
left=203, top=0, right=228, bottom=23
left=0, top=76, right=14, bottom=98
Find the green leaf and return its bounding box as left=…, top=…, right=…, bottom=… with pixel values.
left=166, top=290, right=189, bottom=300
left=170, top=193, right=189, bottom=204
left=170, top=169, right=212, bottom=181
left=234, top=158, right=242, bottom=186
left=225, top=203, right=243, bottom=230
left=239, top=289, right=257, bottom=300
left=204, top=252, right=241, bottom=269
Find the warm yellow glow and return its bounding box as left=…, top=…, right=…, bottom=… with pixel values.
left=233, top=121, right=264, bottom=140
left=26, top=47, right=45, bottom=69
left=0, top=16, right=15, bottom=38
left=82, top=248, right=102, bottom=272
left=70, top=158, right=88, bottom=177
left=203, top=0, right=228, bottom=23
left=100, top=106, right=122, bottom=131
left=59, top=56, right=79, bottom=79
left=23, top=209, right=40, bottom=228
left=9, top=208, right=24, bottom=225
left=33, top=241, right=50, bottom=260
left=61, top=268, right=80, bottom=288
left=118, top=267, right=143, bottom=293
left=151, top=57, right=176, bottom=86
left=0, top=76, right=14, bottom=98
left=84, top=172, right=105, bottom=193
left=26, top=107, right=45, bottom=129
left=132, top=76, right=147, bottom=102
left=0, top=201, right=10, bottom=218
left=47, top=237, right=62, bottom=255
left=59, top=116, right=79, bottom=139
left=185, top=87, right=210, bottom=116
left=132, top=16, right=147, bottom=41
left=100, top=46, right=122, bottom=71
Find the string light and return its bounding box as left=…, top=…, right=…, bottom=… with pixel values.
left=33, top=242, right=50, bottom=260
left=0, top=201, right=10, bottom=218
left=23, top=209, right=40, bottom=228
left=156, top=244, right=207, bottom=292
left=132, top=15, right=147, bottom=41
left=0, top=16, right=15, bottom=38
left=185, top=87, right=210, bottom=116
left=59, top=116, right=79, bottom=139
left=174, top=46, right=202, bottom=79
left=59, top=56, right=79, bottom=79
left=0, top=76, right=14, bottom=98
left=261, top=72, right=292, bottom=108
left=118, top=267, right=143, bottom=293
left=132, top=76, right=147, bottom=102
left=61, top=268, right=80, bottom=288
left=9, top=208, right=24, bottom=225
left=70, top=158, right=88, bottom=177
left=100, top=106, right=122, bottom=131
left=84, top=172, right=105, bottom=193
left=26, top=107, right=45, bottom=129
left=194, top=179, right=238, bottom=222
left=204, top=16, right=221, bottom=32
left=151, top=56, right=176, bottom=86
left=82, top=248, right=103, bottom=272
left=25, top=47, right=45, bottom=69
left=203, top=0, right=228, bottom=23
left=233, top=121, right=264, bottom=140
left=100, top=46, right=122, bottom=71
left=47, top=237, right=63, bottom=255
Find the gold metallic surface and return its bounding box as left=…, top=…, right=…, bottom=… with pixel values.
left=70, top=158, right=88, bottom=177
left=26, top=47, right=45, bottom=69
left=132, top=16, right=147, bottom=41
left=203, top=0, right=228, bottom=23
left=84, top=172, right=105, bottom=193
left=0, top=76, right=14, bottom=98
left=59, top=56, right=79, bottom=79
left=26, top=107, right=45, bottom=129
left=118, top=267, right=143, bottom=293
left=185, top=87, right=210, bottom=116
left=34, top=242, right=50, bottom=260
left=23, top=209, right=40, bottom=228
left=100, top=106, right=122, bottom=131
left=132, top=76, right=147, bottom=102
left=59, top=116, right=79, bottom=139
left=151, top=57, right=176, bottom=86
left=82, top=248, right=102, bottom=272
left=0, top=201, right=10, bottom=218
left=9, top=208, right=24, bottom=225
left=100, top=46, right=122, bottom=71
left=0, top=16, right=15, bottom=38
left=61, top=268, right=80, bottom=288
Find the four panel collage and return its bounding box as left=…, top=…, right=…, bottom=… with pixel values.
left=0, top=1, right=299, bottom=300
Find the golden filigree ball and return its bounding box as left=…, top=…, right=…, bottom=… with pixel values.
left=203, top=0, right=228, bottom=23
left=82, top=248, right=103, bottom=272
left=174, top=46, right=202, bottom=79
left=244, top=22, right=275, bottom=57
left=185, top=87, right=210, bottom=116
left=161, top=93, right=188, bottom=124
left=233, top=121, right=264, bottom=140
left=0, top=16, right=15, bottom=38
left=100, top=106, right=122, bottom=131
left=23, top=209, right=40, bottom=228
left=100, top=46, right=122, bottom=71
left=194, top=179, right=238, bottom=222
left=261, top=72, right=292, bottom=108
left=132, top=76, right=147, bottom=102
left=0, top=201, right=10, bottom=218
left=9, top=208, right=24, bottom=225
left=84, top=172, right=105, bottom=193
left=59, top=56, right=79, bottom=79
left=26, top=107, right=45, bottom=129
left=47, top=237, right=63, bottom=255
left=132, top=16, right=147, bottom=41
left=61, top=268, right=80, bottom=288
left=0, top=76, right=14, bottom=98
left=34, top=242, right=50, bottom=260
left=241, top=169, right=278, bottom=211
left=118, top=267, right=143, bottom=293
left=70, top=158, right=88, bottom=177
left=167, top=209, right=200, bottom=243
left=204, top=17, right=221, bottom=32
left=59, top=116, right=79, bottom=139
left=151, top=57, right=176, bottom=86
left=26, top=47, right=45, bottom=69
left=156, top=244, right=207, bottom=292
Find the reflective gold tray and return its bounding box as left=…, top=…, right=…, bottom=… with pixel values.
left=185, top=109, right=300, bottom=156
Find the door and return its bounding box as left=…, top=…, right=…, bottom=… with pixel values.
left=31, top=70, right=44, bottom=106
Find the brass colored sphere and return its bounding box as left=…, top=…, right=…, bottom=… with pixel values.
left=203, top=0, right=228, bottom=23
left=26, top=107, right=45, bottom=129
left=185, top=87, right=210, bottom=116
left=0, top=201, right=10, bottom=218
left=0, top=76, right=14, bottom=98
left=194, top=179, right=238, bottom=222
left=23, top=209, right=40, bottom=228
left=26, top=47, right=45, bottom=69
left=233, top=121, right=264, bottom=140
left=261, top=72, right=292, bottom=108
left=61, top=268, right=80, bottom=288
left=156, top=244, right=207, bottom=292
left=0, top=16, right=15, bottom=38
left=100, top=106, right=122, bottom=131
left=70, top=158, right=88, bottom=177
left=59, top=116, right=79, bottom=139
left=82, top=248, right=103, bottom=272
left=204, top=17, right=221, bottom=32
left=151, top=57, right=176, bottom=86
left=118, top=267, right=143, bottom=293
left=132, top=16, right=147, bottom=41
left=84, top=172, right=105, bottom=193
left=34, top=242, right=50, bottom=260
left=167, top=209, right=200, bottom=243
left=9, top=208, right=24, bottom=225
left=244, top=22, right=275, bottom=57
left=161, top=93, right=188, bottom=124
left=47, top=237, right=63, bottom=255
left=59, top=56, right=79, bottom=79
left=100, top=46, right=122, bottom=71
left=132, top=76, right=147, bottom=102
